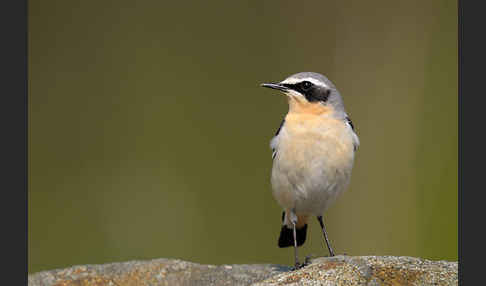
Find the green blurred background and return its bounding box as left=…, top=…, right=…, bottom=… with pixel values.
left=28, top=0, right=457, bottom=274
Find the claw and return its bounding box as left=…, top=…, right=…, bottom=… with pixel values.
left=291, top=262, right=304, bottom=271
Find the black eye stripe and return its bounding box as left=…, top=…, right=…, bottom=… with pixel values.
left=282, top=82, right=312, bottom=92
left=282, top=82, right=330, bottom=103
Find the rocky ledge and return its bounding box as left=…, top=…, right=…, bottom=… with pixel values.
left=28, top=255, right=458, bottom=286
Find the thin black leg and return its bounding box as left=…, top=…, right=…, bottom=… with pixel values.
left=317, top=216, right=335, bottom=257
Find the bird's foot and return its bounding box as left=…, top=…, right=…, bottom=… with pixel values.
left=290, top=262, right=305, bottom=271
left=291, top=256, right=314, bottom=271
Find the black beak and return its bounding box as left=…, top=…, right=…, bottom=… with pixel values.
left=260, top=82, right=288, bottom=92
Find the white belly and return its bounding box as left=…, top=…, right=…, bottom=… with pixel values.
left=270, top=115, right=356, bottom=216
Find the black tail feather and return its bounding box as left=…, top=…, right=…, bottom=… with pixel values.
left=278, top=212, right=307, bottom=248
left=278, top=224, right=307, bottom=247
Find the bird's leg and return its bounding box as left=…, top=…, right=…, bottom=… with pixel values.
left=291, top=220, right=301, bottom=269
left=317, top=216, right=335, bottom=257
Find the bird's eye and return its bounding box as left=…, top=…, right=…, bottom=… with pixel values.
left=301, top=81, right=312, bottom=90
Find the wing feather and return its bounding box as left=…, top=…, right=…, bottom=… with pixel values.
left=271, top=119, right=285, bottom=159
left=345, top=116, right=360, bottom=151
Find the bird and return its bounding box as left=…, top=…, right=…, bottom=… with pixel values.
left=260, top=72, right=359, bottom=269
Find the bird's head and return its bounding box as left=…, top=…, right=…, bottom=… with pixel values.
left=261, top=72, right=344, bottom=114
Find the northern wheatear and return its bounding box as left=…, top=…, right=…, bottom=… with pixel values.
left=261, top=72, right=359, bottom=269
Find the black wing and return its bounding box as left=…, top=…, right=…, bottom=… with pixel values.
left=272, top=119, right=285, bottom=159
left=345, top=116, right=358, bottom=151
left=345, top=116, right=355, bottom=131
left=275, top=119, right=285, bottom=136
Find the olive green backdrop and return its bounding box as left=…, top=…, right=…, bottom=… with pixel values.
left=29, top=0, right=457, bottom=273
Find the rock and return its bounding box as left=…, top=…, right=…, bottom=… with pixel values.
left=28, top=256, right=457, bottom=286
left=28, top=258, right=291, bottom=286
left=253, top=256, right=458, bottom=286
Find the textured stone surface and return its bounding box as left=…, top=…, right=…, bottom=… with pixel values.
left=253, top=255, right=458, bottom=286
left=28, top=258, right=290, bottom=286
left=28, top=256, right=457, bottom=286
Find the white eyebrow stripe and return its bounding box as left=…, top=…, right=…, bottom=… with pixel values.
left=280, top=77, right=329, bottom=88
